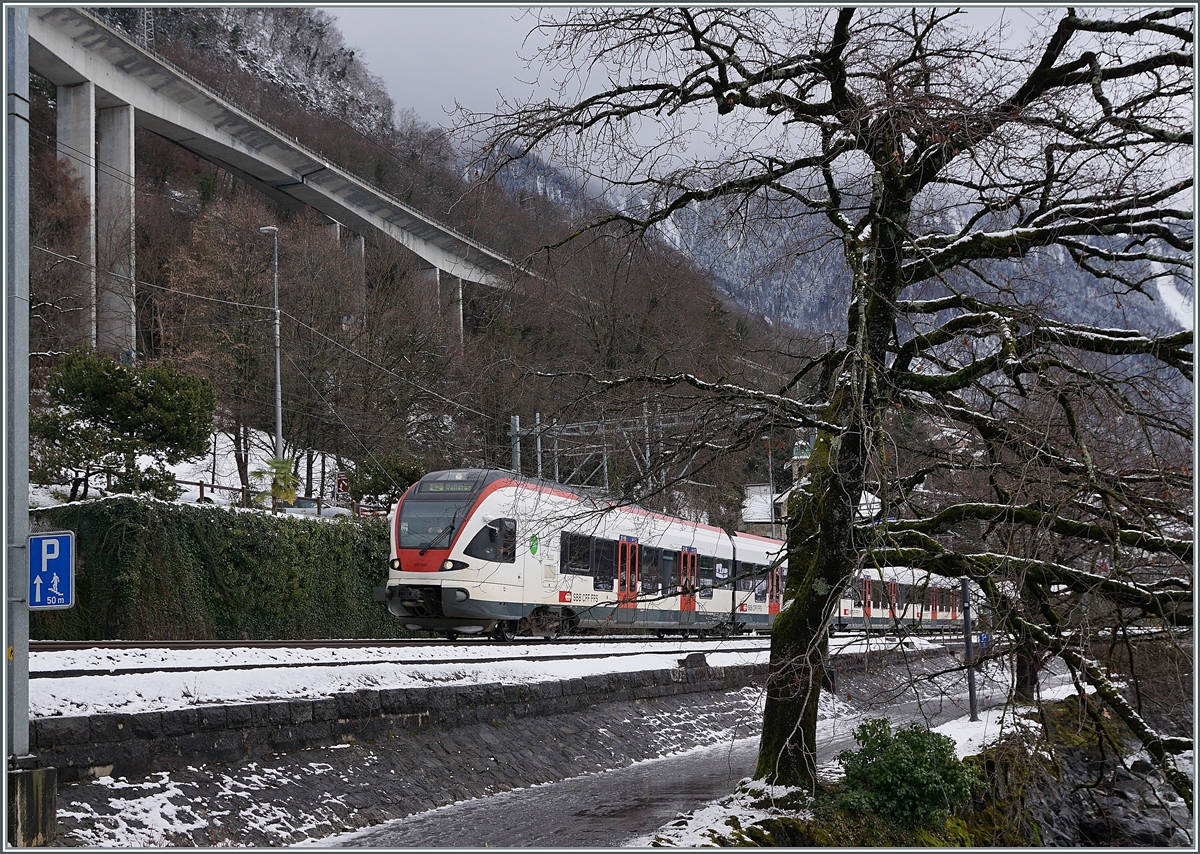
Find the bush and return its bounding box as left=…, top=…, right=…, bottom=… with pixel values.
left=109, top=464, right=183, bottom=501
left=29, top=496, right=406, bottom=641
left=838, top=717, right=980, bottom=828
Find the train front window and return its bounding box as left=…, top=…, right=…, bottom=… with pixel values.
left=464, top=518, right=517, bottom=563
left=397, top=498, right=475, bottom=550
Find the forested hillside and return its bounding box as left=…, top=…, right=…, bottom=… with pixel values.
left=28, top=6, right=801, bottom=523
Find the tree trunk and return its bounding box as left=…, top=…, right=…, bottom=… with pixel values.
left=754, top=161, right=906, bottom=788
left=754, top=423, right=860, bottom=787
left=1014, top=644, right=1041, bottom=701
left=232, top=422, right=250, bottom=492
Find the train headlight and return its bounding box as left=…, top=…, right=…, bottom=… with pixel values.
left=389, top=558, right=402, bottom=571
left=441, top=559, right=469, bottom=572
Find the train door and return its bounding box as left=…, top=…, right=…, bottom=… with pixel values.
left=888, top=581, right=898, bottom=620
left=863, top=578, right=872, bottom=622
left=617, top=535, right=639, bottom=623
left=930, top=586, right=939, bottom=620
left=950, top=586, right=959, bottom=621
left=679, top=548, right=697, bottom=624
left=768, top=564, right=782, bottom=615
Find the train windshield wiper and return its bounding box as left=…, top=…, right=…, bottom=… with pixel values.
left=419, top=510, right=459, bottom=555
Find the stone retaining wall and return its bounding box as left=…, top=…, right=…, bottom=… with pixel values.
left=32, top=662, right=769, bottom=784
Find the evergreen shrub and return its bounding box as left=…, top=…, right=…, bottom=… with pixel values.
left=837, top=716, right=980, bottom=828
left=29, top=496, right=405, bottom=641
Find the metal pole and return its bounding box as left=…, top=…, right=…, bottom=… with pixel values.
left=643, top=401, right=650, bottom=482
left=259, top=226, right=282, bottom=460
left=510, top=415, right=521, bottom=473
left=553, top=419, right=560, bottom=483
left=6, top=3, right=31, bottom=761
left=763, top=435, right=776, bottom=538
left=535, top=412, right=542, bottom=479
left=962, top=576, right=979, bottom=722
left=601, top=421, right=609, bottom=491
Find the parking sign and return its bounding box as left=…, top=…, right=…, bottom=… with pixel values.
left=28, top=531, right=74, bottom=610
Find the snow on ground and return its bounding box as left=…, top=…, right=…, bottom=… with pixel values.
left=30, top=633, right=929, bottom=719
left=39, top=635, right=1117, bottom=848
left=30, top=639, right=768, bottom=719
left=28, top=427, right=348, bottom=513
left=625, top=667, right=1084, bottom=848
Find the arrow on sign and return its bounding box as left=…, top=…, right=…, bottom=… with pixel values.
left=32, top=576, right=41, bottom=603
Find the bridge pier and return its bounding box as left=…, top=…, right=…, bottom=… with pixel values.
left=55, top=81, right=95, bottom=348
left=329, top=220, right=366, bottom=327
left=55, top=84, right=135, bottom=359
left=96, top=104, right=135, bottom=361
left=434, top=268, right=464, bottom=347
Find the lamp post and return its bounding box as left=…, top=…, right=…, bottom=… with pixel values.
left=762, top=434, right=776, bottom=538
left=259, top=226, right=282, bottom=461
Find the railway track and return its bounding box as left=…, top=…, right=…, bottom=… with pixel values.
left=29, top=634, right=760, bottom=652
left=28, top=636, right=773, bottom=681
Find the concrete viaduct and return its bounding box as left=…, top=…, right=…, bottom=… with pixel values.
left=26, top=6, right=525, bottom=358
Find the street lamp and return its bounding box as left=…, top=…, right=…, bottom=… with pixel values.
left=762, top=434, right=776, bottom=538
left=259, top=226, right=282, bottom=461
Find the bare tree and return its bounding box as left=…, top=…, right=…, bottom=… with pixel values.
left=464, top=6, right=1193, bottom=805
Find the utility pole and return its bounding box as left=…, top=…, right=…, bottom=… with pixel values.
left=962, top=576, right=979, bottom=722
left=258, top=226, right=282, bottom=461
left=762, top=435, right=776, bottom=538
left=8, top=8, right=58, bottom=844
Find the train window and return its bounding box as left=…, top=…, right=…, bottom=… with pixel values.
left=735, top=562, right=761, bottom=592
left=464, top=518, right=516, bottom=563
left=754, top=579, right=768, bottom=603
left=714, top=561, right=730, bottom=582
left=660, top=549, right=679, bottom=595
left=698, top=555, right=714, bottom=599
left=559, top=532, right=593, bottom=576
left=640, top=547, right=661, bottom=595
left=593, top=538, right=616, bottom=591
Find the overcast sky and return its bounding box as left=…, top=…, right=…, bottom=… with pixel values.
left=321, top=6, right=553, bottom=128
left=320, top=6, right=1040, bottom=133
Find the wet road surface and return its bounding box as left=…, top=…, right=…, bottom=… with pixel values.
left=332, top=738, right=762, bottom=848
left=328, top=656, right=1035, bottom=848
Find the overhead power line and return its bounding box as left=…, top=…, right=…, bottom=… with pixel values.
left=29, top=243, right=486, bottom=417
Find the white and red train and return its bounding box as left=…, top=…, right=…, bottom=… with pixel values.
left=376, top=469, right=963, bottom=640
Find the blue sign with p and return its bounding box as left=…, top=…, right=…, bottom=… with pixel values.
left=28, top=531, right=74, bottom=610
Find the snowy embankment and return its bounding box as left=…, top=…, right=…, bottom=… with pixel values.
left=30, top=638, right=773, bottom=719
left=28, top=634, right=944, bottom=720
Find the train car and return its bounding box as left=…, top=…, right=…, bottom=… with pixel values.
left=376, top=469, right=786, bottom=640
left=831, top=567, right=964, bottom=634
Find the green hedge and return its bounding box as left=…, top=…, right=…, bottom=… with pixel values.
left=29, top=497, right=406, bottom=641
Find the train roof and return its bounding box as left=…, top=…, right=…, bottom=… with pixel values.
left=413, top=469, right=784, bottom=545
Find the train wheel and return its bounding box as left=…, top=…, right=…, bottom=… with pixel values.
left=525, top=608, right=561, bottom=640
left=443, top=630, right=458, bottom=641
left=492, top=621, right=516, bottom=643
